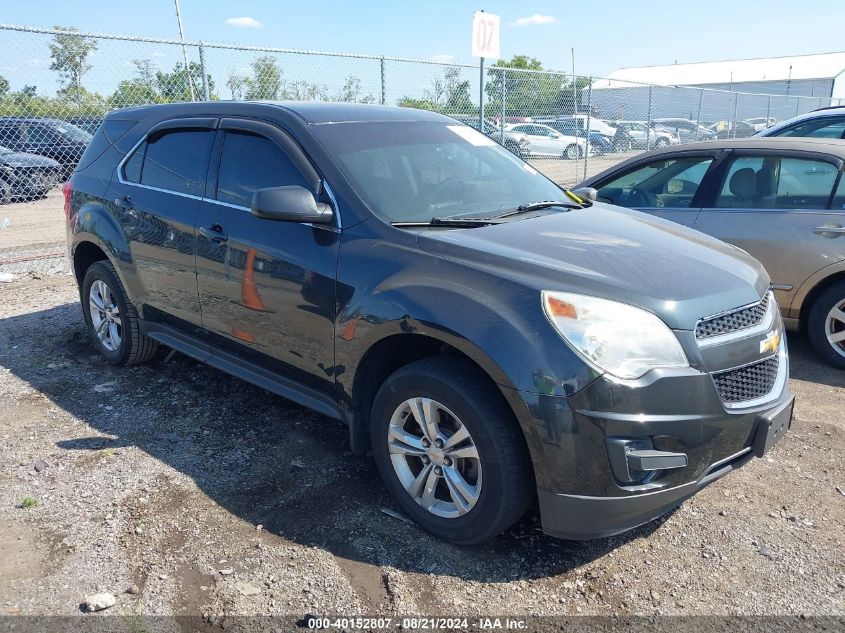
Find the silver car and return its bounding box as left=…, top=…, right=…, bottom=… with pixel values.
left=504, top=123, right=590, bottom=159
left=575, top=137, right=845, bottom=368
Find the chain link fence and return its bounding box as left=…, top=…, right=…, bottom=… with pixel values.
left=0, top=24, right=837, bottom=267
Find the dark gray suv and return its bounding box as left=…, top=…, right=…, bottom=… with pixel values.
left=65, top=102, right=793, bottom=544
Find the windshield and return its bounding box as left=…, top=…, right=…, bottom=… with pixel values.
left=51, top=122, right=93, bottom=143
left=313, top=121, right=565, bottom=223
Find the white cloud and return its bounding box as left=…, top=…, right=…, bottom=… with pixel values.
left=225, top=16, right=262, bottom=28
left=512, top=14, right=556, bottom=26
left=429, top=54, right=455, bottom=64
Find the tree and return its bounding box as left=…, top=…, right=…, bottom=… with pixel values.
left=108, top=60, right=160, bottom=107
left=155, top=61, right=214, bottom=102
left=334, top=76, right=374, bottom=103
left=49, top=27, right=97, bottom=97
left=400, top=66, right=476, bottom=114
left=0, top=75, right=9, bottom=98
left=485, top=55, right=570, bottom=118
left=244, top=56, right=282, bottom=100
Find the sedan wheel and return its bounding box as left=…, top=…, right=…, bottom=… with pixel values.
left=388, top=397, right=482, bottom=518
left=808, top=281, right=845, bottom=369
left=825, top=299, right=845, bottom=359
left=564, top=144, right=580, bottom=160
left=88, top=279, right=123, bottom=352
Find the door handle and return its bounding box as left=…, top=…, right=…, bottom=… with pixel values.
left=813, top=224, right=845, bottom=237
left=199, top=224, right=228, bottom=243
left=113, top=195, right=133, bottom=210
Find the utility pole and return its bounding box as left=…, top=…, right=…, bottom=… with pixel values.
left=174, top=0, right=196, bottom=101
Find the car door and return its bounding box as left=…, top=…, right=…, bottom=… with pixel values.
left=194, top=117, right=339, bottom=398
left=110, top=118, right=216, bottom=327
left=591, top=152, right=720, bottom=227
left=693, top=150, right=845, bottom=311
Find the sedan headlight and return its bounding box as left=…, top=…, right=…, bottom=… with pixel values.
left=542, top=291, right=688, bottom=379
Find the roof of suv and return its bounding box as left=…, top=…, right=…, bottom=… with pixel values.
left=107, top=101, right=452, bottom=126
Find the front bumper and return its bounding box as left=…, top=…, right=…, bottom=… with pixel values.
left=537, top=394, right=793, bottom=540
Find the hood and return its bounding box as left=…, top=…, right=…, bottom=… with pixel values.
left=416, top=203, right=769, bottom=330
left=0, top=152, right=60, bottom=169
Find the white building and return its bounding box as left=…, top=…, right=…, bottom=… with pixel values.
left=589, top=52, right=845, bottom=123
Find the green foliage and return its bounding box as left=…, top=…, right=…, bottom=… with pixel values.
left=243, top=56, right=282, bottom=100
left=156, top=61, right=215, bottom=102
left=0, top=76, right=9, bottom=98
left=485, top=54, right=583, bottom=118
left=398, top=66, right=477, bottom=115
left=19, top=496, right=37, bottom=509
left=49, top=27, right=97, bottom=93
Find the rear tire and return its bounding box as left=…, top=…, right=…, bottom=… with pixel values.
left=654, top=137, right=670, bottom=148
left=563, top=144, right=579, bottom=160
left=807, top=281, right=845, bottom=369
left=370, top=356, right=534, bottom=544
left=81, top=261, right=158, bottom=366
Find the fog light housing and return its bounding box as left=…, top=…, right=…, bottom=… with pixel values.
left=606, top=437, right=688, bottom=485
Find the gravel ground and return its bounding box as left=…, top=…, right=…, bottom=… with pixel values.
left=0, top=273, right=843, bottom=629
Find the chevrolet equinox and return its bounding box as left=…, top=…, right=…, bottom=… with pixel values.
left=65, top=103, right=794, bottom=544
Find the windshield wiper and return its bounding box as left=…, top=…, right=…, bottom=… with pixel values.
left=391, top=216, right=505, bottom=228
left=489, top=201, right=573, bottom=219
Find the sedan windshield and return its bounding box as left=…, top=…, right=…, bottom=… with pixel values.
left=52, top=122, right=93, bottom=143
left=312, top=121, right=566, bottom=223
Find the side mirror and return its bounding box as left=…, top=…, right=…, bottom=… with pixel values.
left=251, top=185, right=333, bottom=224
left=571, top=187, right=598, bottom=202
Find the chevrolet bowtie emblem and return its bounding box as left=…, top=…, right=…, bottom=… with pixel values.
left=760, top=329, right=781, bottom=355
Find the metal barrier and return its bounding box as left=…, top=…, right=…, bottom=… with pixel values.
left=0, top=24, right=835, bottom=199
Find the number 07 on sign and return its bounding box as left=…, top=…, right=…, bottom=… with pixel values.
left=472, top=11, right=500, bottom=59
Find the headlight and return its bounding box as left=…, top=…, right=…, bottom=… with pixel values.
left=542, top=291, right=688, bottom=379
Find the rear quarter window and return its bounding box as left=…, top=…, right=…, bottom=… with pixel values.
left=77, top=118, right=138, bottom=172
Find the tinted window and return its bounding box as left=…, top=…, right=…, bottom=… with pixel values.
left=78, top=118, right=137, bottom=172
left=773, top=116, right=845, bottom=139
left=140, top=129, right=212, bottom=196
left=0, top=124, right=23, bottom=144
left=716, top=156, right=838, bottom=209
left=596, top=156, right=713, bottom=208
left=215, top=131, right=310, bottom=207
left=122, top=141, right=146, bottom=183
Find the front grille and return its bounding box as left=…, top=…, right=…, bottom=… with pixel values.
left=712, top=356, right=779, bottom=404
left=696, top=293, right=769, bottom=340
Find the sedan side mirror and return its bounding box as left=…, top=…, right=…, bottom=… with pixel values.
left=571, top=187, right=598, bottom=202
left=251, top=185, right=333, bottom=224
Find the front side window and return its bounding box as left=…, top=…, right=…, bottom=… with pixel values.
left=772, top=116, right=845, bottom=140
left=716, top=155, right=838, bottom=210
left=312, top=121, right=566, bottom=223
left=596, top=156, right=713, bottom=208
left=215, top=131, right=310, bottom=207
left=139, top=129, right=213, bottom=196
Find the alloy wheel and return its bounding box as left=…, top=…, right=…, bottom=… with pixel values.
left=387, top=397, right=482, bottom=518
left=89, top=279, right=123, bottom=352
left=825, top=298, right=845, bottom=358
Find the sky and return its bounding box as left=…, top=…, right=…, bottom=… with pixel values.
left=3, top=0, right=844, bottom=77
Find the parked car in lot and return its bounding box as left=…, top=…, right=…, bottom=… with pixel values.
left=653, top=118, right=717, bottom=142
left=709, top=120, right=757, bottom=139
left=504, top=122, right=590, bottom=159
left=534, top=118, right=614, bottom=154
left=447, top=114, right=529, bottom=158
left=0, top=145, right=60, bottom=203
left=757, top=106, right=845, bottom=139
left=67, top=102, right=793, bottom=544
left=575, top=137, right=845, bottom=369
left=745, top=117, right=777, bottom=132
left=0, top=117, right=92, bottom=179
left=609, top=121, right=679, bottom=150
left=64, top=116, right=104, bottom=135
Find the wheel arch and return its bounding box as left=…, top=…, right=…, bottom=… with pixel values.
left=793, top=265, right=845, bottom=332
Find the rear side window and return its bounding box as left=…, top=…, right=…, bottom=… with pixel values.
left=77, top=118, right=137, bottom=172
left=716, top=156, right=839, bottom=209
left=138, top=129, right=213, bottom=196
left=829, top=174, right=845, bottom=211
left=772, top=116, right=845, bottom=140
left=215, top=131, right=309, bottom=207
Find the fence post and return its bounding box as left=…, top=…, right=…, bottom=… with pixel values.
left=198, top=43, right=210, bottom=101
left=583, top=77, right=592, bottom=181
left=479, top=57, right=485, bottom=131
left=500, top=67, right=506, bottom=144
left=695, top=89, right=703, bottom=141
left=731, top=94, right=739, bottom=139
left=380, top=56, right=386, bottom=105
left=645, top=85, right=653, bottom=151
left=795, top=98, right=800, bottom=117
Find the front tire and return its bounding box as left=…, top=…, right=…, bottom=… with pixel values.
left=370, top=356, right=534, bottom=544
left=807, top=281, right=845, bottom=369
left=654, top=137, right=670, bottom=148
left=81, top=261, right=158, bottom=366
left=563, top=144, right=580, bottom=160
